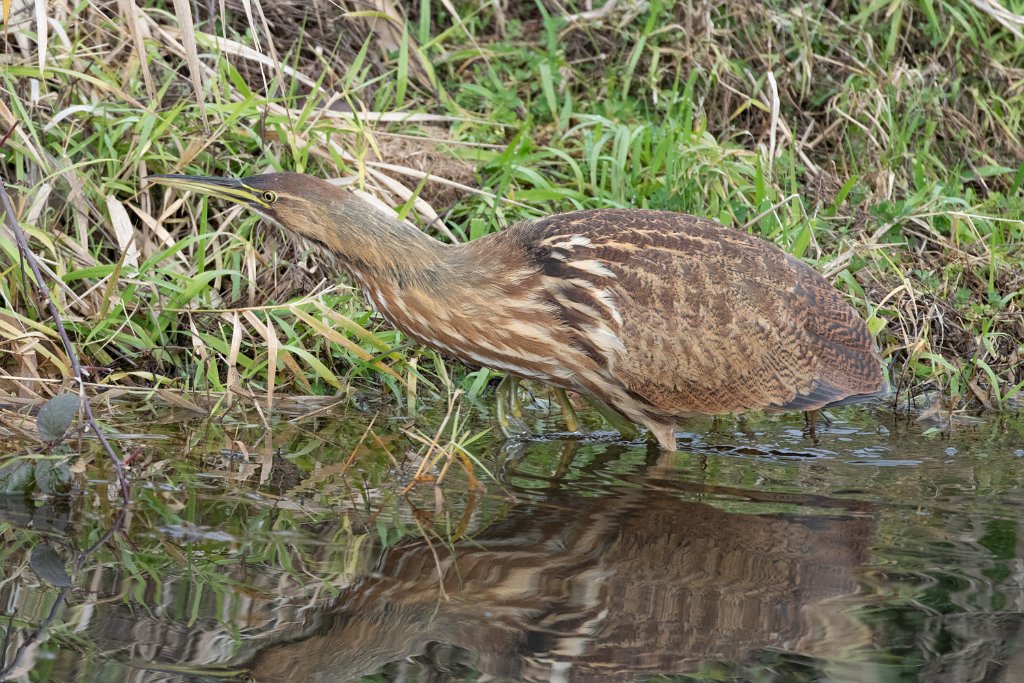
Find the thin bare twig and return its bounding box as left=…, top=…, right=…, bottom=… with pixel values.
left=0, top=166, right=131, bottom=502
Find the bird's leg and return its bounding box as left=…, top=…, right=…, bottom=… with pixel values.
left=552, top=439, right=579, bottom=480
left=496, top=374, right=514, bottom=433
left=584, top=396, right=639, bottom=441
left=647, top=422, right=678, bottom=452
left=553, top=388, right=580, bottom=433
left=644, top=423, right=679, bottom=470
left=496, top=374, right=530, bottom=437
left=507, top=376, right=524, bottom=419
left=494, top=440, right=527, bottom=474
left=709, top=414, right=732, bottom=434
left=507, top=376, right=533, bottom=422
left=803, top=410, right=818, bottom=438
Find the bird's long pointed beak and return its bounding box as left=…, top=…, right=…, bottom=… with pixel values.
left=148, top=174, right=267, bottom=207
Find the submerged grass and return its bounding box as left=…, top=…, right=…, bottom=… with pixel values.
left=0, top=0, right=1022, bottom=429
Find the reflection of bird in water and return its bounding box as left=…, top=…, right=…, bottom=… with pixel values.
left=150, top=173, right=887, bottom=448
left=246, top=475, right=875, bottom=681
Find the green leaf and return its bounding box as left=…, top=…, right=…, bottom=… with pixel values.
left=30, top=544, right=72, bottom=587
left=0, top=459, right=34, bottom=493
left=36, top=394, right=81, bottom=442
left=35, top=459, right=72, bottom=494
left=790, top=224, right=812, bottom=259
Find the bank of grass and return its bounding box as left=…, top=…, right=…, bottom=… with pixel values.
left=0, top=0, right=1022, bottom=421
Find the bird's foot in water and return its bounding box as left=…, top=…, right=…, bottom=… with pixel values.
left=500, top=415, right=533, bottom=439
left=553, top=388, right=581, bottom=433
left=496, top=375, right=534, bottom=438
left=802, top=409, right=833, bottom=439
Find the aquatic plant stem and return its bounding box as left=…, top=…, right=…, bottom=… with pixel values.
left=0, top=168, right=131, bottom=503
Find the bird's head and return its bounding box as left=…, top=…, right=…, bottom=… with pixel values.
left=148, top=170, right=446, bottom=278
left=148, top=172, right=349, bottom=246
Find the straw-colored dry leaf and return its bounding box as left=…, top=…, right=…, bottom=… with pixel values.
left=360, top=0, right=430, bottom=88
left=226, top=311, right=243, bottom=402
left=105, top=195, right=140, bottom=268
left=192, top=29, right=320, bottom=92
left=33, top=0, right=46, bottom=74
left=278, top=348, right=313, bottom=393
left=118, top=0, right=156, bottom=98
left=154, top=388, right=206, bottom=413
left=242, top=310, right=278, bottom=409
left=264, top=312, right=279, bottom=412
left=0, top=311, right=42, bottom=398
left=970, top=0, right=1024, bottom=38
left=187, top=317, right=209, bottom=362
left=126, top=203, right=181, bottom=264
left=24, top=181, right=51, bottom=225
left=170, top=0, right=208, bottom=123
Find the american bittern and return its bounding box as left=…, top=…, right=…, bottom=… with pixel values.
left=150, top=173, right=887, bottom=450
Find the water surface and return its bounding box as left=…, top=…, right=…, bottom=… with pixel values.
left=2, top=401, right=1023, bottom=682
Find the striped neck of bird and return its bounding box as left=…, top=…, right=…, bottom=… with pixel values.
left=217, top=175, right=568, bottom=397
left=148, top=172, right=542, bottom=372
left=258, top=179, right=510, bottom=327
left=256, top=174, right=455, bottom=292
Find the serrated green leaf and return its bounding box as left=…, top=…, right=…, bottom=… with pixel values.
left=37, top=394, right=81, bottom=442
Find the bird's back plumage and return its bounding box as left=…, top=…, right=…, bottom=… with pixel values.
left=499, top=209, right=886, bottom=432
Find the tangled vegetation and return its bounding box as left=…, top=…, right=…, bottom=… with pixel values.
left=1, top=0, right=1022, bottom=425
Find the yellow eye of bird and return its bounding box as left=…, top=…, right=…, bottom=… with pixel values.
left=262, top=191, right=277, bottom=203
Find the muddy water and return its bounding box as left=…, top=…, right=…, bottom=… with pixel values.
left=2, top=404, right=1023, bottom=682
